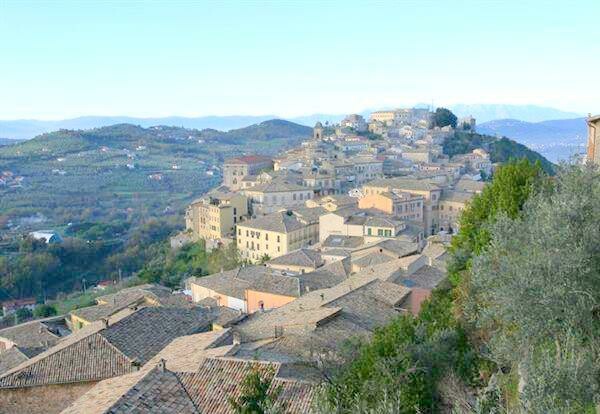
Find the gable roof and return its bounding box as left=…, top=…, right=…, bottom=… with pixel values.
left=0, top=347, right=29, bottom=375
left=0, top=316, right=66, bottom=352
left=238, top=211, right=307, bottom=233
left=61, top=330, right=234, bottom=414
left=365, top=177, right=441, bottom=191
left=267, top=249, right=323, bottom=268
left=0, top=307, right=213, bottom=389
left=62, top=356, right=315, bottom=414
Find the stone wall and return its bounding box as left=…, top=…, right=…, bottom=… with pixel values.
left=0, top=381, right=97, bottom=414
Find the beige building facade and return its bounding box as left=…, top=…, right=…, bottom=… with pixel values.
left=222, top=155, right=273, bottom=191
left=236, top=211, right=319, bottom=263
left=185, top=192, right=248, bottom=241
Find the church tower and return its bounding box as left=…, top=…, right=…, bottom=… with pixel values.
left=587, top=114, right=600, bottom=164
left=313, top=121, right=323, bottom=140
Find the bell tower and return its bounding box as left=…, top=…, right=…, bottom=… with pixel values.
left=313, top=121, right=323, bottom=140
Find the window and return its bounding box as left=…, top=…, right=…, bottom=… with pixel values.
left=246, top=230, right=249, bottom=237
left=277, top=246, right=280, bottom=252
left=277, top=235, right=280, bottom=242
left=377, top=229, right=384, bottom=236
left=265, top=233, right=269, bottom=241
left=238, top=229, right=241, bottom=236
left=293, top=193, right=297, bottom=201
left=385, top=229, right=392, bottom=237
left=367, top=228, right=372, bottom=236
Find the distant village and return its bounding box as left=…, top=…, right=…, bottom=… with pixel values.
left=2, top=110, right=597, bottom=414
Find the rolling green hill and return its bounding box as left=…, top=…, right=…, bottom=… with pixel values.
left=443, top=131, right=555, bottom=175
left=0, top=120, right=311, bottom=230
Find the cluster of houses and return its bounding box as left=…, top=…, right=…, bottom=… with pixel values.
left=0, top=171, right=24, bottom=189
left=185, top=109, right=490, bottom=262
left=0, top=108, right=492, bottom=414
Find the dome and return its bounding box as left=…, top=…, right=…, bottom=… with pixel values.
left=314, top=121, right=323, bottom=128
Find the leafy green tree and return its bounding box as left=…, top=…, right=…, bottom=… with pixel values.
left=15, top=307, right=33, bottom=323
left=449, top=158, right=545, bottom=274
left=33, top=303, right=58, bottom=318
left=229, top=365, right=282, bottom=414
left=433, top=107, right=458, bottom=128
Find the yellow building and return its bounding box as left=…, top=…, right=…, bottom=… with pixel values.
left=362, top=178, right=442, bottom=235
left=236, top=209, right=321, bottom=263
left=358, top=191, right=424, bottom=222
left=185, top=192, right=248, bottom=241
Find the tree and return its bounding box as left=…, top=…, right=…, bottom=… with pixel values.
left=15, top=307, right=33, bottom=323
left=229, top=364, right=282, bottom=414
left=433, top=107, right=458, bottom=128
left=465, top=165, right=600, bottom=412
left=33, top=303, right=58, bottom=318
left=449, top=158, right=546, bottom=274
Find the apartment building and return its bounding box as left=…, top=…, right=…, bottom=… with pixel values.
left=185, top=192, right=248, bottom=241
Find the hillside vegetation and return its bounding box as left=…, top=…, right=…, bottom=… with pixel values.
left=443, top=131, right=555, bottom=174
left=0, top=120, right=310, bottom=303
left=0, top=120, right=310, bottom=229
left=319, top=162, right=600, bottom=413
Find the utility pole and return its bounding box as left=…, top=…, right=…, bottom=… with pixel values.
left=82, top=278, right=87, bottom=293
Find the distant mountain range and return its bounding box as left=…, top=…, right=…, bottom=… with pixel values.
left=449, top=104, right=582, bottom=123
left=0, top=104, right=584, bottom=140
left=478, top=118, right=587, bottom=162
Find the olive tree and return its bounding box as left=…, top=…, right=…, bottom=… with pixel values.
left=466, top=165, right=600, bottom=412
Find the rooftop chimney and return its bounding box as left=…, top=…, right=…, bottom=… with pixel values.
left=157, top=358, right=166, bottom=373
left=101, top=318, right=109, bottom=328
left=232, top=331, right=242, bottom=345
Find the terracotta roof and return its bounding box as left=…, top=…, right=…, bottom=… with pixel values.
left=237, top=211, right=308, bottom=233
left=365, top=177, right=441, bottom=191
left=399, top=265, right=446, bottom=289
left=267, top=249, right=323, bottom=268
left=0, top=347, right=29, bottom=375
left=0, top=316, right=66, bottom=352
left=61, top=330, right=234, bottom=414
left=352, top=252, right=395, bottom=269
left=0, top=307, right=214, bottom=389
left=179, top=357, right=316, bottom=414
left=62, top=356, right=315, bottom=414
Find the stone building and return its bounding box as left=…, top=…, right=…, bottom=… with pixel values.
left=222, top=155, right=272, bottom=191
left=587, top=114, right=600, bottom=164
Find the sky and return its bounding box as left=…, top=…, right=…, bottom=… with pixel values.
left=1, top=0, right=599, bottom=120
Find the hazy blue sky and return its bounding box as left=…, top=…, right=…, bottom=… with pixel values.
left=1, top=0, right=598, bottom=119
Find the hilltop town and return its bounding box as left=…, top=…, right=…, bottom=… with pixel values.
left=0, top=110, right=597, bottom=413
left=0, top=107, right=488, bottom=412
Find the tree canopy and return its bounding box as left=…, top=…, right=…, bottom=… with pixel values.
left=433, top=107, right=458, bottom=128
